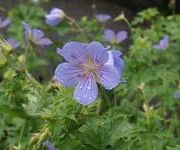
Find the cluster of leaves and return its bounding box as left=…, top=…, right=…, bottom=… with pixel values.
left=0, top=2, right=180, bottom=150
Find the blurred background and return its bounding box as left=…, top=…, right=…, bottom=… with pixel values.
left=1, top=0, right=180, bottom=18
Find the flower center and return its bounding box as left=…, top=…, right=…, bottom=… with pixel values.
left=79, top=55, right=99, bottom=75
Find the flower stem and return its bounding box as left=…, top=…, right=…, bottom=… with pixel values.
left=65, top=15, right=87, bottom=41
left=11, top=51, right=48, bottom=104
left=123, top=17, right=133, bottom=33
left=25, top=43, right=31, bottom=54
left=18, top=120, right=26, bottom=144
left=98, top=86, right=111, bottom=114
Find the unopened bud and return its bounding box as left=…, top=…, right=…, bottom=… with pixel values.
left=114, top=12, right=125, bottom=22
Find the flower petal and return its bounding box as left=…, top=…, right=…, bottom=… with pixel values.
left=116, top=30, right=128, bottom=43
left=45, top=18, right=61, bottom=26
left=105, top=51, right=114, bottom=66
left=61, top=42, right=108, bottom=65
left=22, top=22, right=32, bottom=41
left=86, top=41, right=109, bottom=64
left=153, top=36, right=169, bottom=50
left=36, top=38, right=52, bottom=46
left=50, top=8, right=64, bottom=15
left=161, top=36, right=169, bottom=46
left=56, top=48, right=62, bottom=55
left=45, top=8, right=64, bottom=26
left=110, top=50, right=122, bottom=57
left=32, top=29, right=44, bottom=40
left=103, top=29, right=115, bottom=42
left=44, top=140, right=56, bottom=150
left=111, top=50, right=124, bottom=75
left=95, top=14, right=111, bottom=22
left=113, top=56, right=124, bottom=75
left=6, top=38, right=20, bottom=49
left=55, top=63, right=83, bottom=87
left=22, top=22, right=31, bottom=34
left=98, top=65, right=120, bottom=90
left=60, top=42, right=87, bottom=63
left=74, top=74, right=98, bottom=105
left=0, top=19, right=10, bottom=28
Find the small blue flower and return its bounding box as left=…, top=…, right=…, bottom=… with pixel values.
left=0, top=17, right=10, bottom=29
left=153, top=35, right=169, bottom=50
left=45, top=8, right=65, bottom=26
left=6, top=38, right=20, bottom=49
left=55, top=42, right=124, bottom=105
left=95, top=14, right=111, bottom=23
left=22, top=22, right=52, bottom=47
left=44, top=140, right=56, bottom=150
left=103, top=29, right=128, bottom=44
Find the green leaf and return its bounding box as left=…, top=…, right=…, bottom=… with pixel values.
left=0, top=105, right=28, bottom=119
left=3, top=68, right=17, bottom=79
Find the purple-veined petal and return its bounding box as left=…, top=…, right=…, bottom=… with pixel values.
left=86, top=41, right=109, bottom=64
left=32, top=29, right=44, bottom=40
left=36, top=38, right=52, bottom=46
left=61, top=41, right=109, bottom=64
left=74, top=74, right=98, bottom=105
left=98, top=65, right=120, bottom=90
left=55, top=62, right=83, bottom=87
left=103, top=29, right=115, bottom=42
left=0, top=19, right=10, bottom=28
left=6, top=38, right=20, bottom=49
left=116, top=30, right=128, bottom=43
left=60, top=42, right=87, bottom=63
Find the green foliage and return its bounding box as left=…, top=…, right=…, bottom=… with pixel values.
left=8, top=4, right=46, bottom=43
left=0, top=3, right=180, bottom=150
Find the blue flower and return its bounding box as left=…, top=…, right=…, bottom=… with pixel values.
left=22, top=22, right=52, bottom=47
left=103, top=29, right=128, bottom=44
left=44, top=140, right=56, bottom=150
left=45, top=8, right=65, bottom=26
left=6, top=38, right=20, bottom=49
left=55, top=42, right=124, bottom=105
left=153, top=35, right=169, bottom=50
left=95, top=14, right=111, bottom=22
left=0, top=17, right=10, bottom=29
